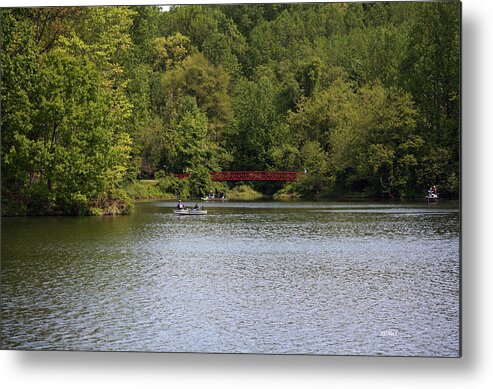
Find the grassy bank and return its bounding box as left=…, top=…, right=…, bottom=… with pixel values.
left=1, top=188, right=134, bottom=216
left=124, top=180, right=177, bottom=200
left=227, top=185, right=265, bottom=201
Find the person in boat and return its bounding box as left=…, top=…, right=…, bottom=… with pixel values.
left=427, top=185, right=438, bottom=199
left=177, top=200, right=185, bottom=210
left=193, top=203, right=200, bottom=210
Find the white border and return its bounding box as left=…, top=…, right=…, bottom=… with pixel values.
left=1, top=1, right=492, bottom=388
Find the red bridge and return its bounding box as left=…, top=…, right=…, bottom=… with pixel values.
left=174, top=171, right=300, bottom=182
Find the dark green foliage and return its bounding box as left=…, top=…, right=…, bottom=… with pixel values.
left=1, top=7, right=135, bottom=215
left=1, top=3, right=460, bottom=215
left=229, top=74, right=280, bottom=170
left=400, top=2, right=460, bottom=195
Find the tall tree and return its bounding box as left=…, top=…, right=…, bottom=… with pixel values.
left=156, top=53, right=233, bottom=142
left=401, top=2, right=460, bottom=194
left=1, top=7, right=135, bottom=215
left=229, top=75, right=280, bottom=170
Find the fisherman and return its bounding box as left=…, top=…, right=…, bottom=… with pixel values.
left=177, top=200, right=185, bottom=210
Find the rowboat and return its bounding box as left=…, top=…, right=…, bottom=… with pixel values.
left=173, top=209, right=208, bottom=216
left=200, top=195, right=225, bottom=201
left=426, top=193, right=438, bottom=202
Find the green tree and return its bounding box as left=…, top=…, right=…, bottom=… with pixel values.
left=229, top=75, right=280, bottom=170
left=1, top=8, right=135, bottom=215
left=152, top=33, right=193, bottom=72
left=329, top=82, right=420, bottom=197
left=156, top=53, right=233, bottom=143
left=294, top=141, right=331, bottom=198
left=159, top=5, right=246, bottom=77
left=401, top=2, right=460, bottom=195
left=159, top=97, right=221, bottom=197
left=128, top=5, right=161, bottom=63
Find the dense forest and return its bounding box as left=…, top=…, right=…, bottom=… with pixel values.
left=0, top=2, right=460, bottom=215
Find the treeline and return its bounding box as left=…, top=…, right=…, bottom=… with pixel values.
left=0, top=2, right=460, bottom=215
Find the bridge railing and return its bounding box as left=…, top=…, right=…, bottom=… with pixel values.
left=174, top=171, right=300, bottom=182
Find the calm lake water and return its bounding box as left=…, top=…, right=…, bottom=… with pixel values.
left=0, top=200, right=460, bottom=356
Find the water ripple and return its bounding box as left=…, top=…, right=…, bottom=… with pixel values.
left=1, top=201, right=459, bottom=356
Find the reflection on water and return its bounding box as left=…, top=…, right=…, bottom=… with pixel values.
left=0, top=200, right=460, bottom=356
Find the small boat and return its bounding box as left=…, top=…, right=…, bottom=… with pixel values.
left=201, top=195, right=225, bottom=201
left=426, top=186, right=439, bottom=202
left=173, top=209, right=208, bottom=216
left=426, top=193, right=439, bottom=202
